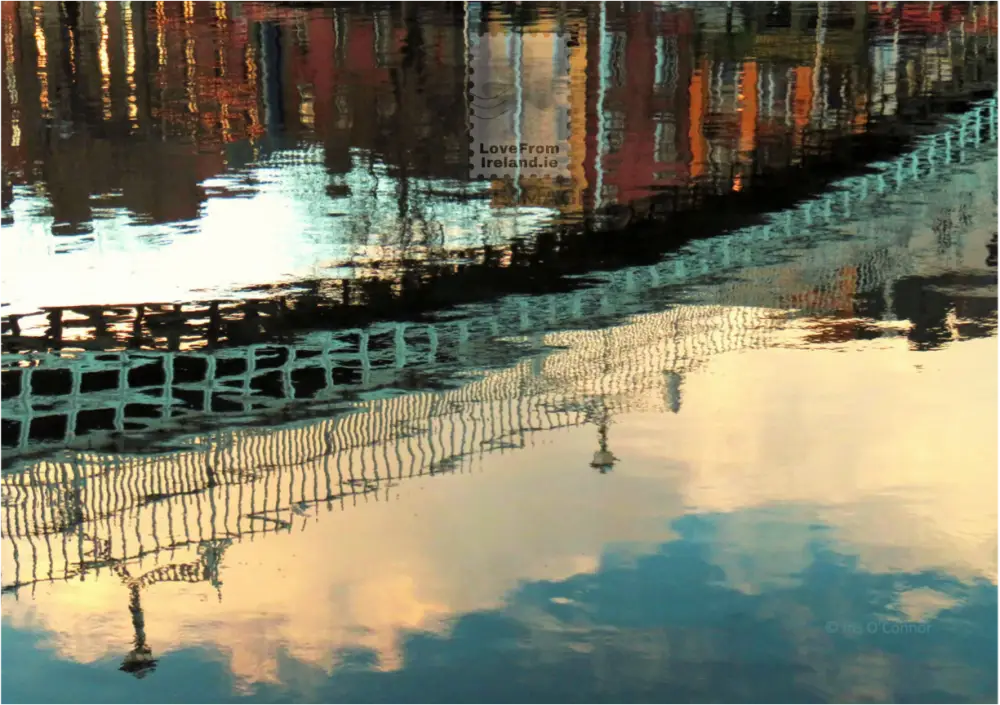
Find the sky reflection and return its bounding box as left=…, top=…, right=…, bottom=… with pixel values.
left=1, top=151, right=556, bottom=315
left=2, top=323, right=996, bottom=703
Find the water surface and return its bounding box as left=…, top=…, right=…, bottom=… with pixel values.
left=1, top=3, right=998, bottom=703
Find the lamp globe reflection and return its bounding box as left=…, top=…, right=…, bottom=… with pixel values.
left=590, top=420, right=617, bottom=474
left=120, top=646, right=158, bottom=679
left=119, top=583, right=158, bottom=679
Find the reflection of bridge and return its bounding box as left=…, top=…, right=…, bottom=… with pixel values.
left=0, top=96, right=988, bottom=677
left=2, top=303, right=780, bottom=590
left=0, top=302, right=778, bottom=677
left=0, top=143, right=992, bottom=590
left=0, top=280, right=990, bottom=599
left=0, top=301, right=783, bottom=461
left=2, top=99, right=995, bottom=463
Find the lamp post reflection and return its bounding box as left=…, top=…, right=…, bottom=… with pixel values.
left=95, top=538, right=232, bottom=678
left=589, top=326, right=618, bottom=474
left=590, top=415, right=617, bottom=473
left=119, top=582, right=157, bottom=678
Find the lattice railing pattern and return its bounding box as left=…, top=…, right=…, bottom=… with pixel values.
left=0, top=302, right=775, bottom=458
left=2, top=303, right=783, bottom=593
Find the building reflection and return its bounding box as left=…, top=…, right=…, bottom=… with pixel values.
left=1, top=2, right=996, bottom=240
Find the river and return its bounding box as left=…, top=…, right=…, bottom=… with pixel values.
left=1, top=3, right=997, bottom=703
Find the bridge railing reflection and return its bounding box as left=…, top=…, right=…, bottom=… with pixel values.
left=2, top=300, right=786, bottom=595
left=1, top=99, right=995, bottom=464
left=1, top=98, right=996, bottom=596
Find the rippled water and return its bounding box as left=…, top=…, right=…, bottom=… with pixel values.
left=1, top=2, right=998, bottom=703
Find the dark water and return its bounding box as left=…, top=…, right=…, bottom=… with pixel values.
left=1, top=2, right=998, bottom=703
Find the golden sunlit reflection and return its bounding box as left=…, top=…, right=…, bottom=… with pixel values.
left=67, top=24, right=75, bottom=75
left=299, top=85, right=315, bottom=129
left=220, top=101, right=232, bottom=143
left=32, top=2, right=48, bottom=118
left=124, top=3, right=138, bottom=127
left=97, top=1, right=111, bottom=121
left=185, top=35, right=197, bottom=118
left=156, top=1, right=167, bottom=68
left=3, top=15, right=19, bottom=142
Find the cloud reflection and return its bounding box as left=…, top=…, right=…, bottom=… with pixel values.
left=2, top=324, right=996, bottom=702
